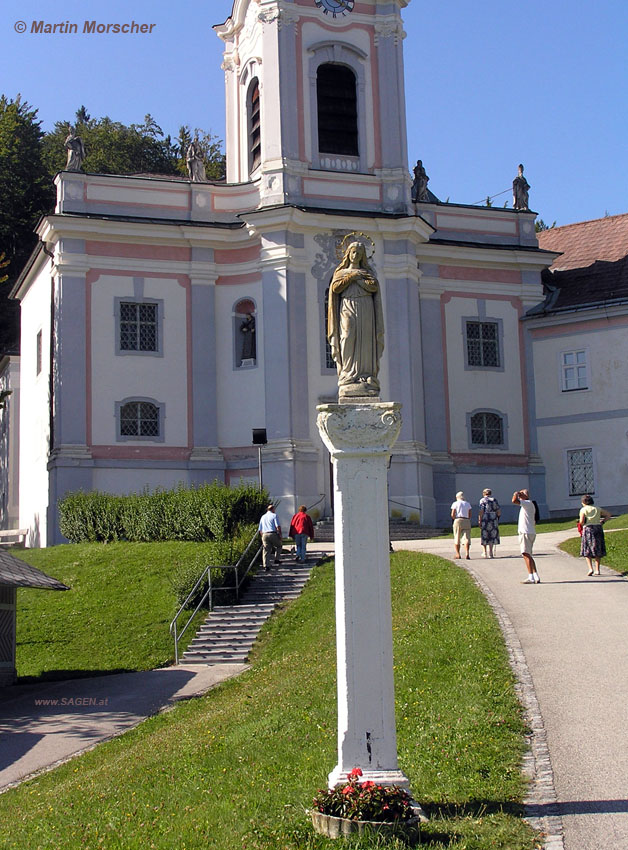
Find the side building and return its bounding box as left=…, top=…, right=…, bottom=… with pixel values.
left=529, top=214, right=628, bottom=516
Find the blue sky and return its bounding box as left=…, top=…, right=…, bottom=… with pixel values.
left=2, top=0, right=626, bottom=226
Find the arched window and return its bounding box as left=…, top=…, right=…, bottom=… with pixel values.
left=470, top=412, right=504, bottom=446
left=317, top=64, right=358, bottom=156
left=248, top=79, right=261, bottom=173
left=119, top=401, right=161, bottom=439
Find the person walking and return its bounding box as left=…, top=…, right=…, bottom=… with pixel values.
left=512, top=489, right=539, bottom=584
left=478, top=488, right=501, bottom=558
left=579, top=494, right=612, bottom=576
left=451, top=491, right=472, bottom=559
left=258, top=505, right=282, bottom=570
left=289, top=505, right=315, bottom=563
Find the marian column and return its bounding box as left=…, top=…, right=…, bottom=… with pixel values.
left=316, top=237, right=410, bottom=790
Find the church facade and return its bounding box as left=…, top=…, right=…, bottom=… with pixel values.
left=9, top=0, right=560, bottom=546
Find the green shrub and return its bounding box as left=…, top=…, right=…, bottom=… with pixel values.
left=59, top=482, right=268, bottom=544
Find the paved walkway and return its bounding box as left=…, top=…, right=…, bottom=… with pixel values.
left=0, top=664, right=246, bottom=792
left=384, top=530, right=628, bottom=850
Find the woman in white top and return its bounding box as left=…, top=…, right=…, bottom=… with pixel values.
left=579, top=494, right=612, bottom=576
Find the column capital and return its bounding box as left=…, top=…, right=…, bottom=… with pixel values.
left=316, top=402, right=401, bottom=458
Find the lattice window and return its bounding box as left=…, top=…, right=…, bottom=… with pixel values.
left=561, top=350, right=588, bottom=391
left=119, top=401, right=160, bottom=438
left=470, top=412, right=504, bottom=446
left=119, top=302, right=158, bottom=352
left=317, top=63, right=358, bottom=156
left=248, top=79, right=261, bottom=173
left=568, top=449, right=594, bottom=496
left=466, top=321, right=500, bottom=368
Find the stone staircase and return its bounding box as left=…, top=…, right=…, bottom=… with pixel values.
left=181, top=558, right=315, bottom=665
left=314, top=517, right=446, bottom=542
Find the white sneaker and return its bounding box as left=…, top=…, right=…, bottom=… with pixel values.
left=521, top=577, right=536, bottom=584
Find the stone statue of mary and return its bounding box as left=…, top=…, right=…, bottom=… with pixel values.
left=327, top=241, right=384, bottom=399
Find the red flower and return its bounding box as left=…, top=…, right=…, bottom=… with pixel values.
left=348, top=767, right=363, bottom=778
left=362, top=781, right=375, bottom=790
left=342, top=785, right=355, bottom=795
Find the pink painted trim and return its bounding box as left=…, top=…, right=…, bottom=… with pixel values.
left=214, top=245, right=260, bottom=264
left=451, top=452, right=528, bottom=467
left=216, top=273, right=260, bottom=286
left=83, top=197, right=189, bottom=212
left=369, top=28, right=382, bottom=169
left=86, top=241, right=191, bottom=262
left=222, top=446, right=258, bottom=460
left=441, top=291, right=522, bottom=307
left=91, top=446, right=192, bottom=460
left=530, top=314, right=628, bottom=338
left=439, top=266, right=522, bottom=284
left=303, top=186, right=383, bottom=202
left=226, top=468, right=257, bottom=486
left=440, top=294, right=452, bottom=453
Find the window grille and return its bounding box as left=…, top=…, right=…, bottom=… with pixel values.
left=568, top=449, right=594, bottom=495
left=120, top=401, right=160, bottom=438
left=470, top=412, right=503, bottom=446
left=120, top=302, right=158, bottom=352
left=466, top=321, right=500, bottom=367
left=317, top=64, right=358, bottom=156
left=248, top=80, right=261, bottom=172
left=561, top=350, right=588, bottom=391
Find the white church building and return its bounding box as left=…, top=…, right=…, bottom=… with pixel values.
left=3, top=0, right=625, bottom=547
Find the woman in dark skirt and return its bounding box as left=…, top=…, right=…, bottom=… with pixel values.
left=579, top=494, right=612, bottom=576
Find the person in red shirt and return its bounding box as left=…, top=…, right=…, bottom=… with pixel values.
left=289, top=505, right=315, bottom=563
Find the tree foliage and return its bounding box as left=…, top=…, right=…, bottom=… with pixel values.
left=535, top=218, right=557, bottom=232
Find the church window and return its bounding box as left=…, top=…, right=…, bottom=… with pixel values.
left=118, top=400, right=162, bottom=440
left=567, top=448, right=594, bottom=496
left=248, top=79, right=261, bottom=173
left=470, top=411, right=504, bottom=446
left=465, top=320, right=500, bottom=368
left=317, top=64, right=358, bottom=156
left=561, top=350, right=588, bottom=391
left=119, top=302, right=159, bottom=353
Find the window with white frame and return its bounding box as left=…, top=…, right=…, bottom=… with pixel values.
left=470, top=411, right=504, bottom=446
left=567, top=448, right=594, bottom=496
left=465, top=320, right=500, bottom=368
left=118, top=301, right=159, bottom=353
left=118, top=400, right=161, bottom=439
left=561, top=350, right=588, bottom=391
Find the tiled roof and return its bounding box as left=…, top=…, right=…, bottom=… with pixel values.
left=529, top=213, right=628, bottom=315
left=0, top=550, right=69, bottom=589
left=537, top=213, right=628, bottom=271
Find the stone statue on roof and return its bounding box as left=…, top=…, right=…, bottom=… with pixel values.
left=186, top=137, right=207, bottom=182
left=512, top=163, right=530, bottom=210
left=64, top=128, right=86, bottom=172
left=411, top=159, right=430, bottom=203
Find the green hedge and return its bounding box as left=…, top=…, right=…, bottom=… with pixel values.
left=59, top=482, right=269, bottom=544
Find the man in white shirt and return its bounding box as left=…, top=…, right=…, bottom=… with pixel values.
left=512, top=489, right=539, bottom=584
left=258, top=504, right=282, bottom=570
left=450, top=491, right=472, bottom=559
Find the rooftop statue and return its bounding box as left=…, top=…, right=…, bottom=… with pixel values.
left=411, top=159, right=430, bottom=202
left=186, top=138, right=207, bottom=182
left=512, top=163, right=530, bottom=210
left=64, top=129, right=86, bottom=172
left=328, top=240, right=384, bottom=399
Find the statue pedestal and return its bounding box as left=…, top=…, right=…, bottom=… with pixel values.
left=316, top=402, right=409, bottom=789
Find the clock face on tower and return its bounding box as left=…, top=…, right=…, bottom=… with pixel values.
left=315, top=0, right=355, bottom=17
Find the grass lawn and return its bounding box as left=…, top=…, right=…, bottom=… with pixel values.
left=1, top=552, right=541, bottom=850
left=14, top=542, right=234, bottom=681
left=560, top=528, right=628, bottom=575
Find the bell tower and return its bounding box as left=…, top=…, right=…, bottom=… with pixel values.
left=214, top=0, right=413, bottom=213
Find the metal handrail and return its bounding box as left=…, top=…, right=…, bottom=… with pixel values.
left=169, top=531, right=262, bottom=664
